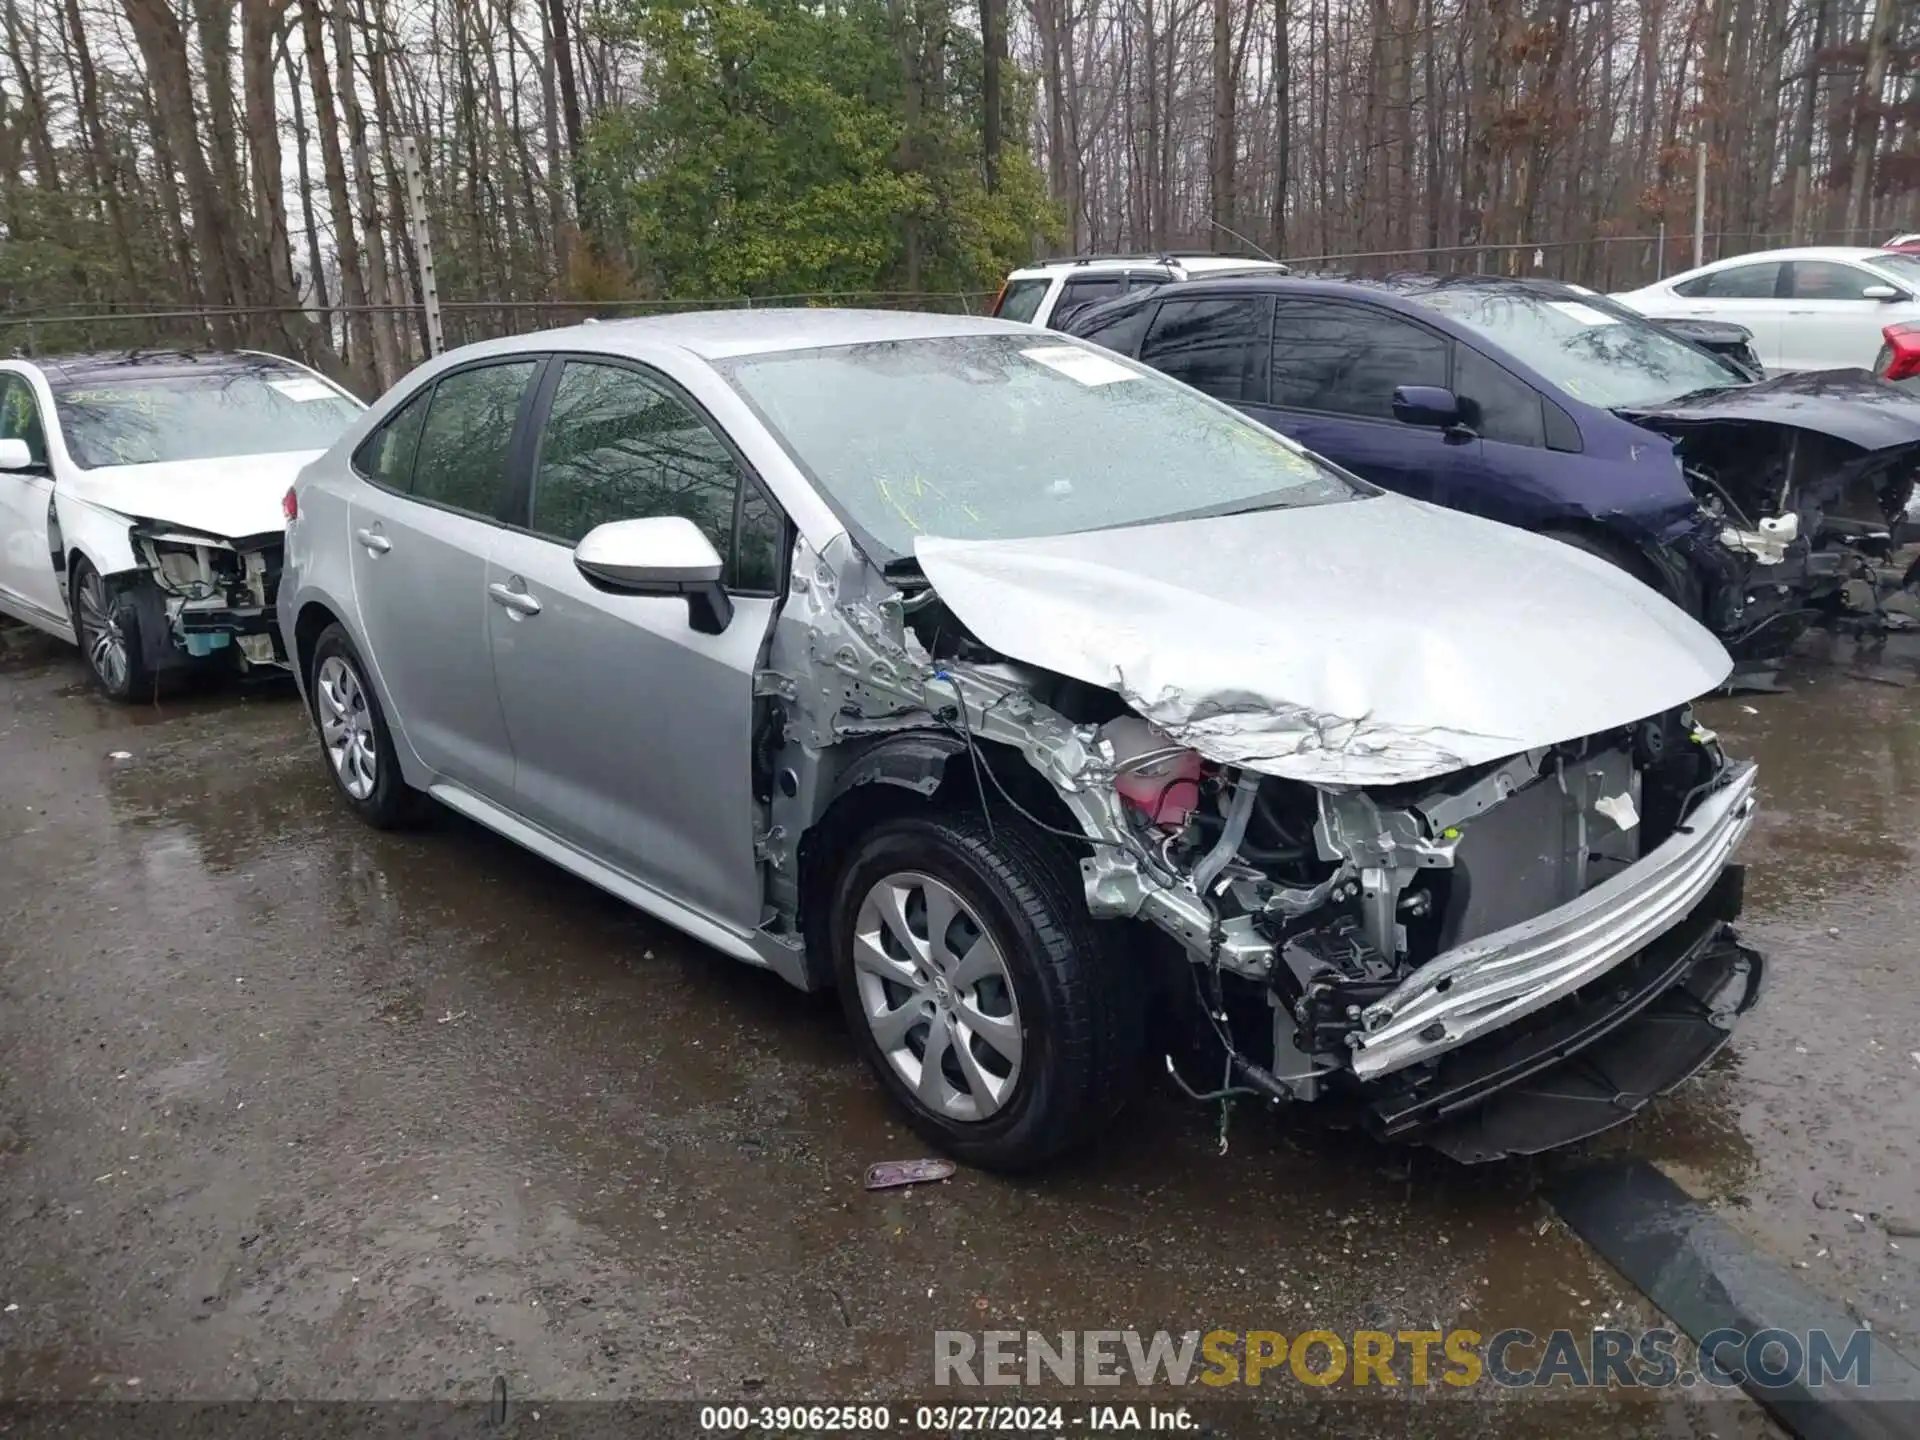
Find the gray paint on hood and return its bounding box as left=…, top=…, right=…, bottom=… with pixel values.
left=915, top=495, right=1733, bottom=785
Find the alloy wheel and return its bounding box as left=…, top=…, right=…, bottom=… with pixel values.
left=76, top=570, right=128, bottom=694
left=852, top=871, right=1024, bottom=1122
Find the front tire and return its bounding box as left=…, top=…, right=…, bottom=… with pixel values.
left=70, top=559, right=152, bottom=702
left=308, top=623, right=422, bottom=828
left=829, top=810, right=1145, bottom=1171
left=1542, top=528, right=1661, bottom=593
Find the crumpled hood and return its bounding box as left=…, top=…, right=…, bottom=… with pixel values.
left=60, top=450, right=320, bottom=540
left=1616, top=369, right=1920, bottom=452
left=915, top=496, right=1732, bottom=785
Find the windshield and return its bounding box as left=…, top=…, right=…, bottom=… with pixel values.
left=1870, top=252, right=1920, bottom=289
left=1407, top=287, right=1744, bottom=407
left=718, top=334, right=1363, bottom=558
left=52, top=366, right=363, bottom=470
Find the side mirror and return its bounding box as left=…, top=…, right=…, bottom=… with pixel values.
left=0, top=437, right=35, bottom=472
left=574, top=515, right=733, bottom=635
left=1862, top=285, right=1905, bottom=302
left=1392, top=385, right=1468, bottom=429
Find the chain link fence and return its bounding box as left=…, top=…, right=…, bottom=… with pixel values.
left=3, top=226, right=1904, bottom=374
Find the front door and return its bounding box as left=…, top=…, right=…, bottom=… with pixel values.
left=348, top=357, right=539, bottom=797
left=0, top=372, right=67, bottom=630
left=1239, top=297, right=1472, bottom=505
left=1779, top=259, right=1911, bottom=371
left=485, top=356, right=787, bottom=932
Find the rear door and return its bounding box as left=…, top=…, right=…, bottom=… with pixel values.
left=0, top=371, right=66, bottom=630
left=1667, top=261, right=1787, bottom=366
left=1237, top=297, right=1467, bottom=504
left=348, top=357, right=540, bottom=798
left=1048, top=274, right=1129, bottom=331
left=483, top=356, right=784, bottom=930
left=1779, top=259, right=1906, bottom=370
left=1137, top=293, right=1271, bottom=404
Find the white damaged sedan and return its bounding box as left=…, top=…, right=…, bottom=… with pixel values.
left=0, top=351, right=364, bottom=699
left=280, top=312, right=1761, bottom=1169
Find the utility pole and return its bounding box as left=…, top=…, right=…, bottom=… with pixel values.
left=400, top=136, right=444, bottom=358
left=1693, top=140, right=1707, bottom=269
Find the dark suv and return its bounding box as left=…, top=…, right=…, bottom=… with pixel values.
left=1066, top=273, right=1920, bottom=666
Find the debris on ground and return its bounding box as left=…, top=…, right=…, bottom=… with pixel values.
left=865, top=1158, right=956, bottom=1190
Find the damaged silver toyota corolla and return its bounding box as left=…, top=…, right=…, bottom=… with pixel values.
left=281, top=311, right=1761, bottom=1171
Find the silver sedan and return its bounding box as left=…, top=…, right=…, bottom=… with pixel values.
left=280, top=310, right=1761, bottom=1170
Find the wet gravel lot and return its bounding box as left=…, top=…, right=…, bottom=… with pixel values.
left=1, top=620, right=1915, bottom=1434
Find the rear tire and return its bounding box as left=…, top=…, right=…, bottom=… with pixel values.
left=829, top=809, right=1145, bottom=1172
left=307, top=623, right=424, bottom=829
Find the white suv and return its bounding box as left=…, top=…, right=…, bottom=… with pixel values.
left=991, top=253, right=1289, bottom=330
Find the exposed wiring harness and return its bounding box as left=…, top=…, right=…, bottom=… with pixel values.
left=928, top=667, right=1174, bottom=880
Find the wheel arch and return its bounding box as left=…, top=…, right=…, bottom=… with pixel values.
left=54, top=495, right=139, bottom=592
left=294, top=603, right=433, bottom=792
left=1538, top=520, right=1668, bottom=595
left=795, top=727, right=1090, bottom=986
left=292, top=598, right=345, bottom=692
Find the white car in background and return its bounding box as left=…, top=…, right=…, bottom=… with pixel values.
left=0, top=350, right=364, bottom=699
left=1613, top=246, right=1920, bottom=373
left=992, top=253, right=1290, bottom=331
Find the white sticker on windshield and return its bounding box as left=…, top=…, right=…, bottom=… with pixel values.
left=1545, top=301, right=1621, bottom=328
left=269, top=377, right=340, bottom=402
left=1021, top=346, right=1140, bottom=386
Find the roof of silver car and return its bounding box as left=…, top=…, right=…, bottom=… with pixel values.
left=518, top=307, right=1025, bottom=361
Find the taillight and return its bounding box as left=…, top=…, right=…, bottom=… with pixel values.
left=1880, top=322, right=1920, bottom=381
left=282, top=486, right=298, bottom=522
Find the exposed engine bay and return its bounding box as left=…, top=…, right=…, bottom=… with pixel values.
left=752, top=502, right=1763, bottom=1162
left=1621, top=370, right=1920, bottom=665
left=129, top=523, right=286, bottom=671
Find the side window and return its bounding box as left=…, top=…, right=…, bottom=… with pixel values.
left=530, top=360, right=782, bottom=592
left=733, top=481, right=786, bottom=595
left=1269, top=301, right=1448, bottom=419
left=409, top=361, right=538, bottom=516
left=1787, top=261, right=1883, bottom=301
left=353, top=389, right=430, bottom=491
left=1072, top=301, right=1154, bottom=357
left=1141, top=296, right=1267, bottom=402
left=0, top=375, right=47, bottom=465
left=1051, top=276, right=1127, bottom=330
left=1674, top=263, right=1782, bottom=300
left=994, top=279, right=1050, bottom=324
left=1453, top=346, right=1546, bottom=447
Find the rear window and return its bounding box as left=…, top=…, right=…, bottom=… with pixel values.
left=994, top=279, right=1051, bottom=324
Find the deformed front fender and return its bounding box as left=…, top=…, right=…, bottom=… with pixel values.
left=54, top=493, right=138, bottom=581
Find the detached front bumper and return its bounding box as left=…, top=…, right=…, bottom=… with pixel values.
left=1367, top=874, right=1761, bottom=1161
left=1348, top=760, right=1759, bottom=1081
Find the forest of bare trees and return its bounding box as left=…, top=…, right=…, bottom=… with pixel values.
left=1, top=0, right=1917, bottom=393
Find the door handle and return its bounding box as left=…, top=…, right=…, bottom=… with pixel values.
left=487, top=581, right=542, bottom=617
left=354, top=527, right=391, bottom=554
